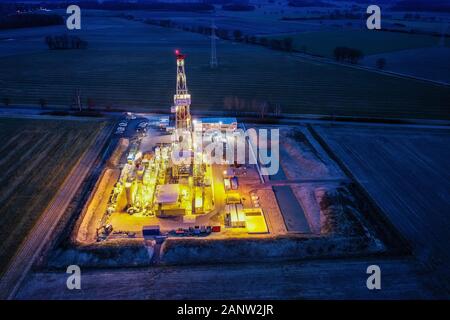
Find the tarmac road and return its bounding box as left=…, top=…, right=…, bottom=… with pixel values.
left=0, top=122, right=114, bottom=299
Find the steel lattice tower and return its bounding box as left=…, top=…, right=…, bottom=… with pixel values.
left=174, top=50, right=191, bottom=130
left=210, top=20, right=218, bottom=68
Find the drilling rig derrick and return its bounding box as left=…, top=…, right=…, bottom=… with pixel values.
left=173, top=50, right=192, bottom=131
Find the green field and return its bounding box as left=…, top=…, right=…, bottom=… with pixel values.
left=282, top=30, right=447, bottom=57
left=0, top=14, right=449, bottom=119
left=0, top=118, right=104, bottom=274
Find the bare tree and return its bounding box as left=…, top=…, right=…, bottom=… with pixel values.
left=73, top=89, right=82, bottom=111
left=39, top=98, right=47, bottom=109
left=233, top=29, right=243, bottom=41
left=259, top=101, right=268, bottom=119
left=87, top=98, right=95, bottom=110
left=282, top=37, right=294, bottom=52
left=223, top=96, right=233, bottom=111
left=274, top=103, right=282, bottom=116
left=259, top=37, right=269, bottom=47
left=376, top=57, right=386, bottom=70
left=2, top=97, right=11, bottom=107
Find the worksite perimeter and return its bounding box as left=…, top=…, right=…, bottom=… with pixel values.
left=37, top=114, right=402, bottom=269
left=34, top=52, right=405, bottom=269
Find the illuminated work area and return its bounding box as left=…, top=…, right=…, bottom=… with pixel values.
left=91, top=51, right=268, bottom=241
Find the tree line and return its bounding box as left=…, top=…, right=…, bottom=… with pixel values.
left=39, top=1, right=214, bottom=12
left=45, top=34, right=88, bottom=50
left=145, top=17, right=371, bottom=64
left=0, top=13, right=63, bottom=30
left=288, top=0, right=334, bottom=8
left=1, top=2, right=43, bottom=16
left=223, top=96, right=283, bottom=119
left=222, top=4, right=256, bottom=12
left=137, top=15, right=375, bottom=66
left=144, top=18, right=295, bottom=52
left=333, top=47, right=364, bottom=64
left=392, top=0, right=450, bottom=13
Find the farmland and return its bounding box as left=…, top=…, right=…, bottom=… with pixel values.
left=16, top=258, right=430, bottom=299
left=0, top=117, right=104, bottom=275
left=362, top=47, right=450, bottom=83
left=314, top=124, right=450, bottom=291
left=0, top=13, right=449, bottom=120
left=280, top=30, right=446, bottom=57
left=132, top=11, right=323, bottom=35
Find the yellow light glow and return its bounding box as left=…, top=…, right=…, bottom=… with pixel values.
left=244, top=209, right=268, bottom=234
left=195, top=196, right=203, bottom=208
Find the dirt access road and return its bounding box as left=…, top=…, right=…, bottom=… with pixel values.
left=0, top=123, right=113, bottom=300
left=15, top=257, right=438, bottom=299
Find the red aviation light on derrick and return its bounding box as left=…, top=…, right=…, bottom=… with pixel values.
left=175, top=49, right=185, bottom=60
